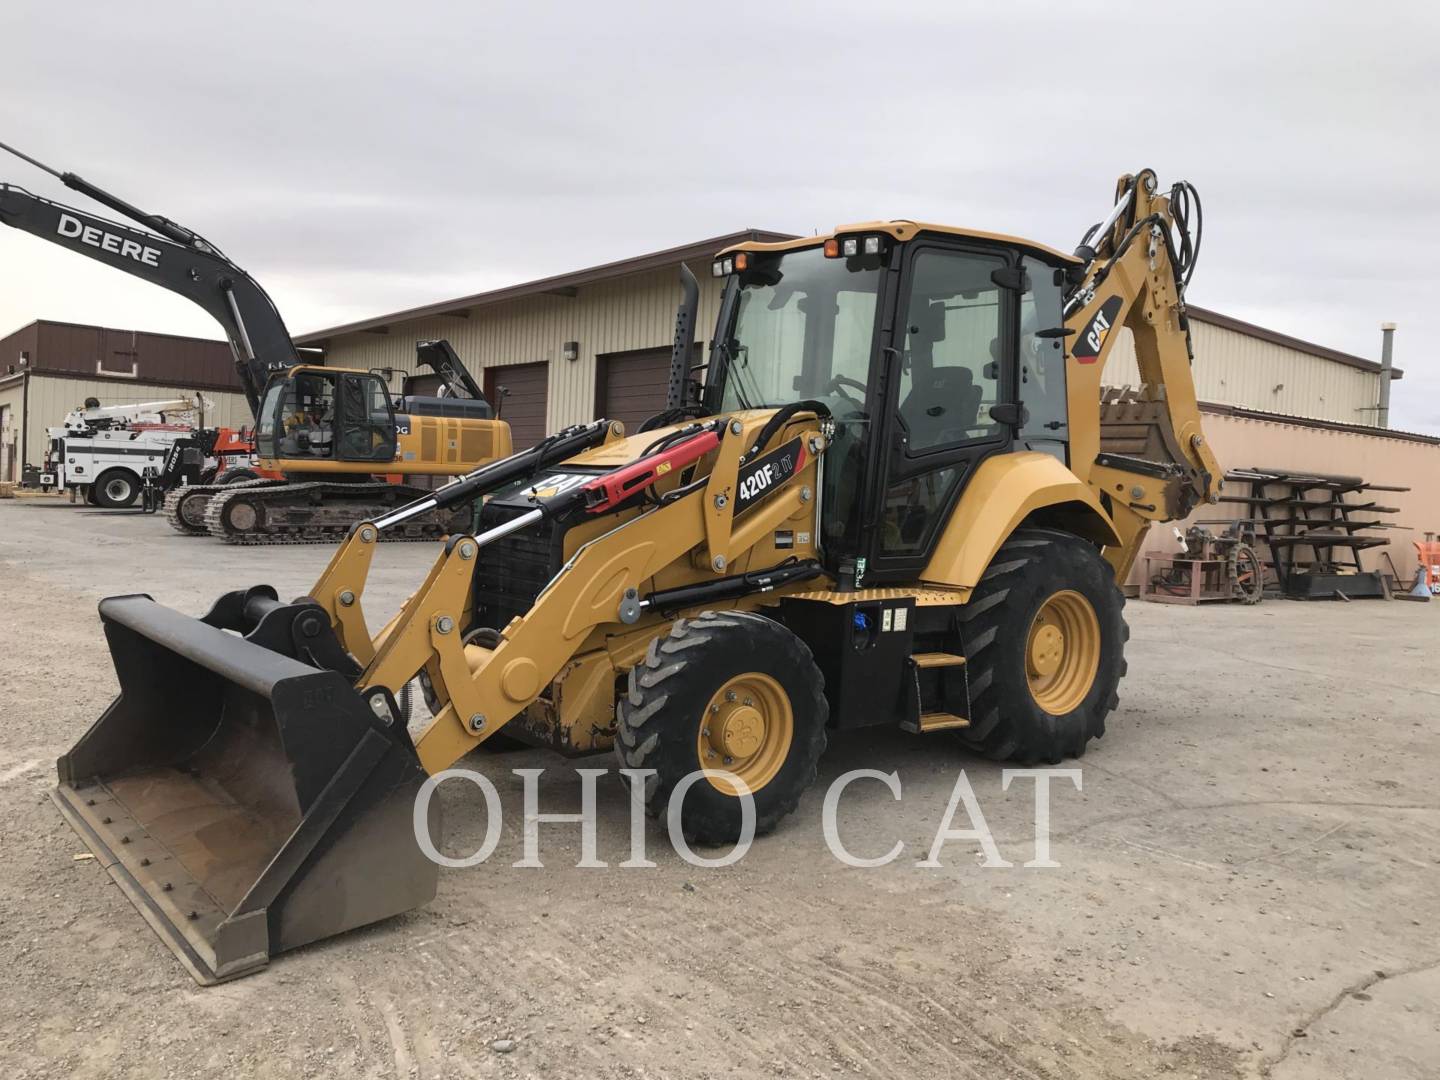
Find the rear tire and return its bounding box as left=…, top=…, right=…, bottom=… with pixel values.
left=219, top=468, right=261, bottom=485
left=957, top=528, right=1127, bottom=763
left=93, top=468, right=140, bottom=508
left=614, top=610, right=827, bottom=845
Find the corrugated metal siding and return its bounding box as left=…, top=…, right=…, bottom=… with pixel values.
left=323, top=269, right=1387, bottom=438
left=24, top=322, right=243, bottom=391
left=321, top=266, right=726, bottom=433
left=19, top=374, right=251, bottom=465
left=0, top=379, right=24, bottom=482
left=0, top=323, right=40, bottom=377
left=1101, top=318, right=1381, bottom=425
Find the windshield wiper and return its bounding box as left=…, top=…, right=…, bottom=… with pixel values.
left=719, top=341, right=759, bottom=411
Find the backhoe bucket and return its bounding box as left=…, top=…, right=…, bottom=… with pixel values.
left=53, top=594, right=438, bottom=985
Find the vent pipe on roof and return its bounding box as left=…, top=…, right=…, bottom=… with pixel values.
left=1378, top=322, right=1396, bottom=429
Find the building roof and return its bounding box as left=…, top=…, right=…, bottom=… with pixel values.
left=0, top=318, right=229, bottom=349
left=0, top=319, right=243, bottom=391
left=1187, top=306, right=1401, bottom=379
left=294, top=230, right=1400, bottom=380
left=294, top=229, right=793, bottom=346
left=1199, top=401, right=1438, bottom=446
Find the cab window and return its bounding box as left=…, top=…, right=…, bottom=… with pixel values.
left=1018, top=256, right=1068, bottom=457
left=895, top=249, right=1007, bottom=455
left=277, top=375, right=337, bottom=459
left=337, top=374, right=397, bottom=463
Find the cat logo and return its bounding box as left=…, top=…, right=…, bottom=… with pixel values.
left=1085, top=310, right=1112, bottom=353
left=528, top=473, right=590, bottom=500
left=1071, top=296, right=1124, bottom=365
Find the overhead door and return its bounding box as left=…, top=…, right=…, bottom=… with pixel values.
left=596, top=348, right=672, bottom=435
left=483, top=362, right=549, bottom=450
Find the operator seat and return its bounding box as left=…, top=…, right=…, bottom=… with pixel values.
left=898, top=300, right=984, bottom=448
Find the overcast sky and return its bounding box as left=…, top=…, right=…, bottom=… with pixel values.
left=2, top=1, right=1436, bottom=430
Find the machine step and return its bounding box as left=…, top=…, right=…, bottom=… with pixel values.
left=911, top=652, right=966, bottom=669
left=901, top=711, right=971, bottom=733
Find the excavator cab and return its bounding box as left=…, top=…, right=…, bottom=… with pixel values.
left=255, top=366, right=398, bottom=467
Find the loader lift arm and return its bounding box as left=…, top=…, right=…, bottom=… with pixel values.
left=0, top=141, right=298, bottom=415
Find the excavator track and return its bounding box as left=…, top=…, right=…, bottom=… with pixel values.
left=202, top=481, right=468, bottom=545
left=162, top=478, right=282, bottom=536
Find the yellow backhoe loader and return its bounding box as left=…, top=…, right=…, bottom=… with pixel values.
left=54, top=169, right=1220, bottom=983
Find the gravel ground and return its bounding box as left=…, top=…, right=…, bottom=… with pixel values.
left=1, top=498, right=1437, bottom=1079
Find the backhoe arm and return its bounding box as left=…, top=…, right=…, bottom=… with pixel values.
left=0, top=144, right=298, bottom=415
left=1062, top=170, right=1222, bottom=579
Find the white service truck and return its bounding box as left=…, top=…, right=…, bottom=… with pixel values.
left=42, top=396, right=211, bottom=508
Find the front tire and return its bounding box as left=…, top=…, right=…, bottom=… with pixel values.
left=614, top=611, right=827, bottom=845
left=92, top=468, right=140, bottom=508
left=957, top=529, right=1127, bottom=763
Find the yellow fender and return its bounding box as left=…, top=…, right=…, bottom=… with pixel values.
left=921, top=451, right=1121, bottom=591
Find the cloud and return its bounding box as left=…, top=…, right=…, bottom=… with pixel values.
left=2, top=0, right=1436, bottom=429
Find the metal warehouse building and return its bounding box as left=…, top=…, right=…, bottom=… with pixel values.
left=0, top=320, right=252, bottom=482
left=293, top=228, right=1432, bottom=581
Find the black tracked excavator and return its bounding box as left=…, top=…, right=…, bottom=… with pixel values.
left=0, top=142, right=511, bottom=543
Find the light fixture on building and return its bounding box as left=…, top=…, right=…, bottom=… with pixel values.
left=562, top=341, right=580, bottom=362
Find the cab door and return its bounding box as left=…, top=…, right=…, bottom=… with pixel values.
left=336, top=373, right=399, bottom=463
left=862, top=242, right=1020, bottom=582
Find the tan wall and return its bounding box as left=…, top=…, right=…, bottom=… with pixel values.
left=16, top=374, right=252, bottom=465
left=0, top=378, right=23, bottom=482
left=321, top=265, right=726, bottom=432
left=1129, top=410, right=1440, bottom=587
left=1103, top=319, right=1381, bottom=426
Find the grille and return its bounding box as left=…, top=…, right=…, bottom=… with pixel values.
left=472, top=503, right=559, bottom=631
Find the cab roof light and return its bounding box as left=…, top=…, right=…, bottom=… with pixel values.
left=827, top=234, right=886, bottom=259
left=733, top=252, right=749, bottom=271
left=711, top=256, right=737, bottom=277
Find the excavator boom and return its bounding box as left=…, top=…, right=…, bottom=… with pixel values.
left=0, top=143, right=299, bottom=415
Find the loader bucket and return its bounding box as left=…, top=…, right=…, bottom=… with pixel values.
left=52, top=593, right=439, bottom=985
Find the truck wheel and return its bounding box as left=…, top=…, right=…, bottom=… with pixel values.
left=219, top=468, right=261, bottom=485
left=615, top=611, right=827, bottom=845
left=93, top=469, right=140, bottom=508
left=957, top=529, right=1127, bottom=763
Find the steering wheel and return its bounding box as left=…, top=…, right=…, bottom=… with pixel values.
left=823, top=374, right=868, bottom=407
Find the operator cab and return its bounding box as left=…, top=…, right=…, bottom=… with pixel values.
left=707, top=225, right=1075, bottom=585
left=254, top=366, right=398, bottom=465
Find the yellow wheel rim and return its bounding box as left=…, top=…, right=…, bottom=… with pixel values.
left=697, top=673, right=794, bottom=796
left=1025, top=590, right=1101, bottom=714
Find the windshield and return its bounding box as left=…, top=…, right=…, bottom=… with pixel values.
left=717, top=246, right=882, bottom=413
left=256, top=373, right=338, bottom=460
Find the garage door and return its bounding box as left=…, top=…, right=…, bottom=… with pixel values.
left=596, top=348, right=673, bottom=435
left=484, top=362, right=549, bottom=450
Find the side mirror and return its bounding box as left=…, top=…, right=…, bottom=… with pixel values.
left=990, top=265, right=1030, bottom=292
left=989, top=403, right=1027, bottom=428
